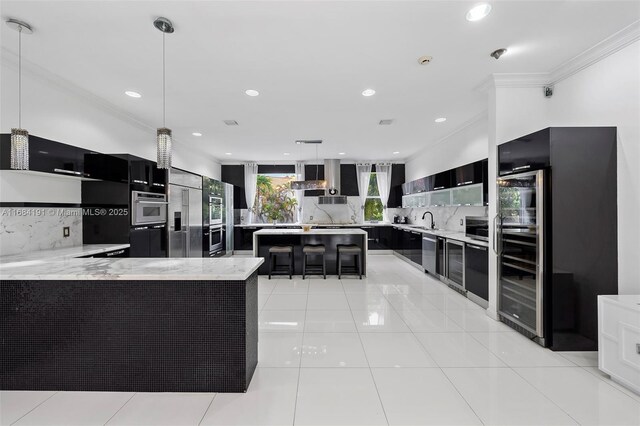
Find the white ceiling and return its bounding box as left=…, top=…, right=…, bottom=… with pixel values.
left=1, top=1, right=638, bottom=162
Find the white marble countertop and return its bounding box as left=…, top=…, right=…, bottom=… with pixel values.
left=0, top=244, right=131, bottom=266
left=254, top=228, right=367, bottom=236
left=236, top=223, right=390, bottom=228
left=0, top=257, right=264, bottom=281
left=391, top=224, right=489, bottom=247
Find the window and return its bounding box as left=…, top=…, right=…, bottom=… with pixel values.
left=254, top=173, right=298, bottom=223
left=364, top=173, right=383, bottom=221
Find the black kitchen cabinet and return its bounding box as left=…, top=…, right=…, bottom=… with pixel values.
left=401, top=229, right=411, bottom=259
left=386, top=164, right=406, bottom=207
left=83, top=153, right=129, bottom=183
left=340, top=164, right=359, bottom=196
left=453, top=161, right=483, bottom=187
left=465, top=242, right=489, bottom=301
left=432, top=170, right=451, bottom=191
left=361, top=226, right=379, bottom=250
left=221, top=165, right=247, bottom=210
left=409, top=230, right=422, bottom=264
left=481, top=159, right=489, bottom=206
left=129, top=225, right=166, bottom=257
left=498, top=128, right=551, bottom=176
left=392, top=226, right=402, bottom=253
left=377, top=226, right=392, bottom=250
left=0, top=134, right=93, bottom=177
left=304, top=164, right=325, bottom=196
left=234, top=226, right=260, bottom=251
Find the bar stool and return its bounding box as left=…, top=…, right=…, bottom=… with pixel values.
left=337, top=244, right=362, bottom=279
left=302, top=244, right=326, bottom=279
left=268, top=245, right=294, bottom=279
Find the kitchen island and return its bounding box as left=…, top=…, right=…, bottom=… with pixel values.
left=253, top=228, right=367, bottom=276
left=0, top=257, right=263, bottom=393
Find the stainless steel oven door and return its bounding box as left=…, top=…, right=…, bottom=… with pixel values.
left=132, top=191, right=168, bottom=226
left=209, top=196, right=223, bottom=225
left=209, top=225, right=223, bottom=253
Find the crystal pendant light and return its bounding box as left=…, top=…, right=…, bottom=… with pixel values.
left=154, top=17, right=174, bottom=169
left=6, top=19, right=33, bottom=170
left=290, top=141, right=327, bottom=190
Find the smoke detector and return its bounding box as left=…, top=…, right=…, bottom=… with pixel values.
left=418, top=55, right=433, bottom=65
left=490, top=48, right=507, bottom=60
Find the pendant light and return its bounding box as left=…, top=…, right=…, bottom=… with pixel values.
left=154, top=17, right=174, bottom=169
left=290, top=140, right=327, bottom=190
left=6, top=19, right=33, bottom=170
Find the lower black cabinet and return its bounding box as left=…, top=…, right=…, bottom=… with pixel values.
left=130, top=226, right=166, bottom=257
left=465, top=242, right=489, bottom=300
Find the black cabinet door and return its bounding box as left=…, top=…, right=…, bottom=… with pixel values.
left=410, top=231, right=422, bottom=264
left=340, top=164, right=359, bottom=196
left=433, top=170, right=452, bottom=190
left=402, top=229, right=411, bottom=259
left=241, top=227, right=259, bottom=250
left=378, top=226, right=392, bottom=250
left=386, top=164, right=405, bottom=207
left=129, top=228, right=150, bottom=257
left=453, top=161, right=483, bottom=187
left=151, top=166, right=167, bottom=191
left=389, top=185, right=403, bottom=208
left=482, top=159, right=489, bottom=206
left=465, top=243, right=489, bottom=300
left=83, top=153, right=129, bottom=183
left=498, top=128, right=550, bottom=176
left=28, top=136, right=86, bottom=177
left=148, top=226, right=166, bottom=257
left=130, top=159, right=151, bottom=186
left=304, top=164, right=324, bottom=197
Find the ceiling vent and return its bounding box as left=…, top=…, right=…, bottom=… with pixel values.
left=295, top=139, right=323, bottom=144
left=379, top=119, right=394, bottom=125
left=223, top=120, right=239, bottom=126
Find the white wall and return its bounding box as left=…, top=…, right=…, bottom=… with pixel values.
left=405, top=117, right=488, bottom=182
left=490, top=40, right=640, bottom=295
left=0, top=59, right=221, bottom=183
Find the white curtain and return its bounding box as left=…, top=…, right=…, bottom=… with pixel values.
left=244, top=162, right=258, bottom=223
left=294, top=161, right=305, bottom=223
left=355, top=163, right=372, bottom=212
left=376, top=162, right=393, bottom=222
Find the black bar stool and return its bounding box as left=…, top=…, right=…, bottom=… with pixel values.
left=268, top=245, right=294, bottom=279
left=303, top=244, right=326, bottom=279
left=337, top=244, right=362, bottom=279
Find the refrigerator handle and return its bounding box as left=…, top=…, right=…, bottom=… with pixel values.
left=182, top=189, right=190, bottom=257
left=492, top=214, right=499, bottom=255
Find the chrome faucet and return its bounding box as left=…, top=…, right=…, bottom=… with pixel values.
left=422, top=211, right=435, bottom=229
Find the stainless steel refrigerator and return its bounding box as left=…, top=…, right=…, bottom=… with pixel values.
left=496, top=170, right=545, bottom=344
left=168, top=168, right=203, bottom=258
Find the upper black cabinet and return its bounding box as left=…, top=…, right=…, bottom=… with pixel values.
left=340, top=164, right=359, bottom=196
left=304, top=164, right=324, bottom=196
left=432, top=170, right=451, bottom=191
left=498, top=128, right=551, bottom=176
left=452, top=161, right=483, bottom=187
left=84, top=153, right=129, bottom=183
left=115, top=154, right=166, bottom=193
left=387, top=164, right=405, bottom=207
left=11, top=135, right=94, bottom=177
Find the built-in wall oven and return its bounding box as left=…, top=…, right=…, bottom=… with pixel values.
left=465, top=216, right=489, bottom=242
left=209, top=196, right=223, bottom=225
left=131, top=191, right=167, bottom=226
left=208, top=225, right=224, bottom=255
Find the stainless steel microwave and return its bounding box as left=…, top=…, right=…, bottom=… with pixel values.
left=131, top=191, right=168, bottom=226
left=465, top=216, right=489, bottom=242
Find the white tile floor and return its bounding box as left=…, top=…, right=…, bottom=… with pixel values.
left=2, top=255, right=640, bottom=425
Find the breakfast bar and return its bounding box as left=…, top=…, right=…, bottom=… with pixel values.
left=0, top=257, right=263, bottom=393
left=253, top=228, right=368, bottom=276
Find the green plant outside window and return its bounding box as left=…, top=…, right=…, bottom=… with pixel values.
left=365, top=173, right=383, bottom=221
left=253, top=174, right=298, bottom=223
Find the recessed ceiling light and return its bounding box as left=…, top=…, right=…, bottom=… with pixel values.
left=192, top=132, right=202, bottom=136
left=393, top=151, right=400, bottom=155
left=283, top=152, right=290, bottom=156
left=225, top=152, right=232, bottom=155
left=125, top=91, right=141, bottom=98
left=466, top=3, right=492, bottom=21
left=362, top=89, right=376, bottom=97
left=435, top=117, right=447, bottom=123
left=245, top=89, right=259, bottom=97
left=338, top=152, right=346, bottom=155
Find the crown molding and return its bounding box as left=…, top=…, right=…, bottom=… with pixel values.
left=429, top=109, right=488, bottom=148
left=0, top=47, right=223, bottom=165
left=476, top=20, right=640, bottom=91
left=549, top=19, right=640, bottom=84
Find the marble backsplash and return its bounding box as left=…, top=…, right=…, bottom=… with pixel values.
left=0, top=207, right=83, bottom=256
left=388, top=205, right=488, bottom=232
left=237, top=196, right=366, bottom=225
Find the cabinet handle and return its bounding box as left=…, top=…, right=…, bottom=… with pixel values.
left=132, top=179, right=149, bottom=184
left=468, top=244, right=487, bottom=251
left=422, top=237, right=436, bottom=242
left=106, top=249, right=125, bottom=257
left=54, top=168, right=81, bottom=176
left=512, top=165, right=531, bottom=171
left=411, top=231, right=420, bottom=234
left=434, top=186, right=444, bottom=190
left=152, top=183, right=165, bottom=187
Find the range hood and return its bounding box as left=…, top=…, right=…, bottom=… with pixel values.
left=318, top=159, right=347, bottom=205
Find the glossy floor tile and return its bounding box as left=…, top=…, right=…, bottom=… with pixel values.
left=443, top=368, right=578, bottom=425
left=6, top=255, right=636, bottom=426
left=106, top=392, right=215, bottom=425
left=372, top=368, right=482, bottom=425
left=514, top=367, right=640, bottom=425
left=301, top=332, right=368, bottom=367
left=13, top=392, right=134, bottom=426
left=200, top=368, right=299, bottom=426
left=295, top=368, right=387, bottom=425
